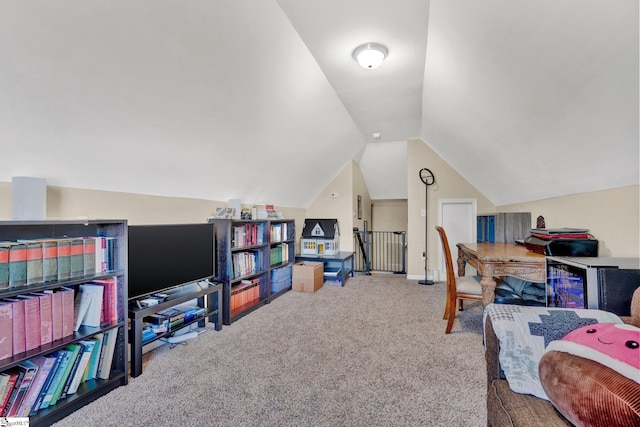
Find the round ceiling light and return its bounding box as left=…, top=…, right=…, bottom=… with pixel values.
left=352, top=43, right=388, bottom=69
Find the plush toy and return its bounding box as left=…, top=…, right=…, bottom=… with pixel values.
left=539, top=323, right=640, bottom=427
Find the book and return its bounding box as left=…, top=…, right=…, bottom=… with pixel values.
left=66, top=340, right=95, bottom=395
left=30, top=351, right=64, bottom=415
left=0, top=243, right=9, bottom=290
left=73, top=288, right=93, bottom=332
left=82, top=237, right=96, bottom=275
left=79, top=283, right=104, bottom=327
left=6, top=360, right=38, bottom=417
left=69, top=238, right=84, bottom=278
left=94, top=236, right=105, bottom=273
left=39, top=349, right=72, bottom=410
left=45, top=288, right=64, bottom=341
left=83, top=333, right=103, bottom=382
left=21, top=240, right=44, bottom=285
left=0, top=369, right=23, bottom=416
left=8, top=242, right=27, bottom=287
left=17, top=294, right=41, bottom=351
left=98, top=328, right=118, bottom=380
left=91, top=276, right=118, bottom=325
left=0, top=373, right=11, bottom=414
left=2, top=297, right=25, bottom=355
left=49, top=343, right=82, bottom=405
left=0, top=373, right=9, bottom=405
left=17, top=354, right=56, bottom=416
left=59, top=287, right=75, bottom=337
left=0, top=301, right=13, bottom=360
left=31, top=292, right=53, bottom=346
left=56, top=238, right=71, bottom=280
left=41, top=239, right=58, bottom=282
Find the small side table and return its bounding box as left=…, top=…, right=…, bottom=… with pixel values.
left=295, top=251, right=354, bottom=287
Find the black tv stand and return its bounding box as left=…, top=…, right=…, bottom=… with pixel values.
left=128, top=280, right=222, bottom=377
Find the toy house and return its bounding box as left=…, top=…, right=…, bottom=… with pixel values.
left=300, top=219, right=340, bottom=255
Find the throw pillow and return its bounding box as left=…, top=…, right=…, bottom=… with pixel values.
left=539, top=323, right=640, bottom=427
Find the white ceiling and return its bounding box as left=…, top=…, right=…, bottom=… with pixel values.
left=1, top=1, right=638, bottom=208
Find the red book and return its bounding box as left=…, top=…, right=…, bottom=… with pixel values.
left=0, top=369, right=22, bottom=415
left=0, top=371, right=21, bottom=416
left=17, top=295, right=41, bottom=351
left=46, top=289, right=64, bottom=341
left=91, top=277, right=118, bottom=324
left=0, top=301, right=13, bottom=360
left=59, top=287, right=75, bottom=337
left=31, top=292, right=53, bottom=345
left=2, top=298, right=25, bottom=355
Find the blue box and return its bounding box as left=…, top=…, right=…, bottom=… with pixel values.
left=271, top=277, right=292, bottom=293
left=270, top=264, right=292, bottom=282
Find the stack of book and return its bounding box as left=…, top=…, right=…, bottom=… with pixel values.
left=0, top=327, right=119, bottom=417
left=0, top=236, right=116, bottom=290
left=230, top=278, right=260, bottom=311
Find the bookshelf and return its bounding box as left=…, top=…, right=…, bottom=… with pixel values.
left=0, top=219, right=128, bottom=426
left=127, top=280, right=222, bottom=377
left=477, top=212, right=531, bottom=243
left=209, top=218, right=295, bottom=325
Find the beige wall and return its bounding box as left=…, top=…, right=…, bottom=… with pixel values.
left=0, top=182, right=306, bottom=247
left=407, top=139, right=495, bottom=280
left=306, top=160, right=371, bottom=252
left=372, top=199, right=407, bottom=232
left=499, top=185, right=639, bottom=258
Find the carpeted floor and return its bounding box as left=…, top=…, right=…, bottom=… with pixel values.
left=53, top=274, right=487, bottom=427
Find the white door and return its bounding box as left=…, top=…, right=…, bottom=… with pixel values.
left=437, top=199, right=477, bottom=279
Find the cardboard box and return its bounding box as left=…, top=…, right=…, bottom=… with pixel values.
left=292, top=261, right=323, bottom=293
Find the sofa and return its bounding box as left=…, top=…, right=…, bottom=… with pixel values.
left=485, top=287, right=640, bottom=427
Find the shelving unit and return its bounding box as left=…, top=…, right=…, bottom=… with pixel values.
left=127, top=280, right=222, bottom=377
left=209, top=218, right=295, bottom=325
left=0, top=219, right=128, bottom=426
left=295, top=251, right=354, bottom=287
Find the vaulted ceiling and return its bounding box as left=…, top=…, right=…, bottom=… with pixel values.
left=1, top=1, right=638, bottom=208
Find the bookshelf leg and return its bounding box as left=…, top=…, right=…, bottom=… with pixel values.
left=130, top=318, right=144, bottom=378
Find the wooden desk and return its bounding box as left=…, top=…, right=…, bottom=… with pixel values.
left=456, top=243, right=546, bottom=305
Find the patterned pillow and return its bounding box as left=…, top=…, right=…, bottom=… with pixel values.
left=483, top=304, right=622, bottom=399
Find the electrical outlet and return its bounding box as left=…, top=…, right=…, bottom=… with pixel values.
left=420, top=208, right=426, bottom=217
left=421, top=251, right=426, bottom=260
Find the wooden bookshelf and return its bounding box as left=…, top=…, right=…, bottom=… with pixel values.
left=0, top=219, right=128, bottom=426
left=209, top=218, right=295, bottom=325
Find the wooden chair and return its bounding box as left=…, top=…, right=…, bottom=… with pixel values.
left=435, top=226, right=483, bottom=334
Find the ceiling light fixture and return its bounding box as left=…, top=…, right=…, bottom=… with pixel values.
left=352, top=43, right=388, bottom=69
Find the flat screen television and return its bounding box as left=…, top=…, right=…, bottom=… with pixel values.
left=128, top=223, right=215, bottom=301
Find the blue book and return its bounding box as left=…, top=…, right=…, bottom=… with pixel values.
left=83, top=333, right=104, bottom=382
left=39, top=349, right=71, bottom=410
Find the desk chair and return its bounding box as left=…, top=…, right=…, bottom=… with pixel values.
left=435, top=226, right=483, bottom=334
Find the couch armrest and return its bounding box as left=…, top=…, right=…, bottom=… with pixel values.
left=619, top=286, right=640, bottom=327
left=484, top=315, right=503, bottom=386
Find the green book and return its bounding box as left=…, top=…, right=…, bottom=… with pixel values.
left=48, top=344, right=82, bottom=406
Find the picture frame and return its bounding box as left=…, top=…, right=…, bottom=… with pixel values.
left=357, top=195, right=362, bottom=219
